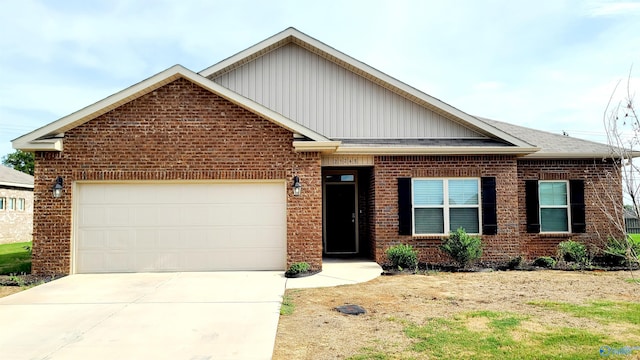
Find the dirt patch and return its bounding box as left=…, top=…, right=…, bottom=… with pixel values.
left=273, top=270, right=640, bottom=359
left=0, top=286, right=23, bottom=298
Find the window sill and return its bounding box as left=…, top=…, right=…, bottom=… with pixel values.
left=413, top=234, right=482, bottom=239
left=413, top=235, right=445, bottom=240
left=539, top=232, right=573, bottom=238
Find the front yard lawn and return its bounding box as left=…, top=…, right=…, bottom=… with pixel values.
left=273, top=270, right=640, bottom=359
left=0, top=241, right=32, bottom=275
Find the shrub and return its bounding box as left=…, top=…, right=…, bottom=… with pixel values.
left=285, top=262, right=310, bottom=276
left=557, top=240, right=590, bottom=266
left=506, top=256, right=523, bottom=270
left=439, top=228, right=483, bottom=268
left=385, top=244, right=418, bottom=271
left=532, top=256, right=557, bottom=268
left=605, top=236, right=640, bottom=266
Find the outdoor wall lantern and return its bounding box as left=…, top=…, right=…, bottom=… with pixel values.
left=52, top=176, right=63, bottom=198
left=292, top=175, right=302, bottom=196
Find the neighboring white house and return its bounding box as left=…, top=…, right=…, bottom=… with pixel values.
left=0, top=166, right=34, bottom=244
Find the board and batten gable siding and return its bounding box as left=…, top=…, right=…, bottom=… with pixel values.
left=211, top=43, right=486, bottom=140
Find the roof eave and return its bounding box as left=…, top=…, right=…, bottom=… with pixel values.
left=0, top=182, right=34, bottom=189
left=332, top=146, right=541, bottom=156
left=13, top=138, right=63, bottom=152
left=522, top=152, right=639, bottom=160
left=293, top=141, right=341, bottom=153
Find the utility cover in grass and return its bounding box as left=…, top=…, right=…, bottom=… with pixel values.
left=335, top=304, right=366, bottom=315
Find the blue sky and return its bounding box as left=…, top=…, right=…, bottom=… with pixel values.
left=1, top=0, right=639, bottom=157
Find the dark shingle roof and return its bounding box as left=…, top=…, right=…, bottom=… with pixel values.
left=478, top=117, right=614, bottom=158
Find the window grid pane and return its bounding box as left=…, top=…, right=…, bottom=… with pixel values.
left=450, top=208, right=479, bottom=233
left=448, top=179, right=479, bottom=205
left=415, top=208, right=444, bottom=234
left=539, top=182, right=567, bottom=206
left=413, top=180, right=444, bottom=206
left=540, top=208, right=569, bottom=232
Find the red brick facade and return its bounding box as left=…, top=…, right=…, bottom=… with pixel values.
left=370, top=156, right=623, bottom=265
left=517, top=159, right=623, bottom=258
left=32, top=78, right=322, bottom=274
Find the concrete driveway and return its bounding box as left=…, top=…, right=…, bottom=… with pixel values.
left=0, top=272, right=286, bottom=360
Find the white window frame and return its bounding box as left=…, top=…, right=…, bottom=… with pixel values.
left=412, top=178, right=482, bottom=236
left=8, top=198, right=16, bottom=211
left=0, top=197, right=5, bottom=211
left=17, top=198, right=25, bottom=211
left=538, top=180, right=571, bottom=233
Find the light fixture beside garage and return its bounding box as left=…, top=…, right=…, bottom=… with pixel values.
left=52, top=176, right=64, bottom=198
left=292, top=176, right=302, bottom=196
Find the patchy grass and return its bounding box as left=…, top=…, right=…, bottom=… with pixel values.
left=530, top=301, right=640, bottom=325
left=273, top=271, right=640, bottom=360
left=0, top=242, right=32, bottom=275
left=280, top=294, right=295, bottom=315
left=346, top=306, right=638, bottom=360
left=626, top=278, right=640, bottom=284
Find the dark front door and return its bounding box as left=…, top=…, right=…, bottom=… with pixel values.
left=324, top=172, right=358, bottom=254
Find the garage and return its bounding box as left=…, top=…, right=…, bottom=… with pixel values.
left=74, top=182, right=287, bottom=273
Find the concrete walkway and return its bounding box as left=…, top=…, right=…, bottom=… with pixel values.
left=285, top=258, right=382, bottom=289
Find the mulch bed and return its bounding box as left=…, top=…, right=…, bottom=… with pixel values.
left=0, top=274, right=66, bottom=287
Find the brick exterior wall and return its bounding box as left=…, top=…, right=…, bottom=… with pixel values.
left=371, top=156, right=623, bottom=265
left=32, top=78, right=322, bottom=274
left=517, top=159, right=623, bottom=258
left=372, top=155, right=519, bottom=264
left=0, top=187, right=33, bottom=244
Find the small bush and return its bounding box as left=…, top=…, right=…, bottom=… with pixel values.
left=385, top=244, right=418, bottom=271
left=506, top=256, right=523, bottom=270
left=532, top=256, right=557, bottom=268
left=604, top=236, right=640, bottom=266
left=557, top=240, right=590, bottom=266
left=439, top=228, right=483, bottom=268
left=285, top=262, right=310, bottom=276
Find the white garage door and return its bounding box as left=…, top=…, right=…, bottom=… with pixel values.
left=74, top=182, right=286, bottom=273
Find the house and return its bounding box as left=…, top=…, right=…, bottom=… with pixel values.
left=0, top=166, right=34, bottom=244
left=624, top=208, right=640, bottom=234
left=13, top=28, right=622, bottom=274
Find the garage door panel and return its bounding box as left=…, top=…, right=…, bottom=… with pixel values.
left=78, top=251, right=134, bottom=273
left=133, top=206, right=159, bottom=227
left=75, top=182, right=286, bottom=273
left=106, top=207, right=133, bottom=227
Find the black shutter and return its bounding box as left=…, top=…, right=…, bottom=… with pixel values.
left=570, top=179, right=586, bottom=233
left=481, top=177, right=498, bottom=235
left=398, top=178, right=412, bottom=235
left=525, top=180, right=540, bottom=233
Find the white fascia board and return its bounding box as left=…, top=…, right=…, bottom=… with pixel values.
left=13, top=64, right=329, bottom=152
left=333, top=146, right=541, bottom=156
left=13, top=138, right=63, bottom=152
left=523, top=152, right=619, bottom=159
left=0, top=182, right=34, bottom=189
left=199, top=28, right=534, bottom=149
left=293, top=141, right=341, bottom=153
